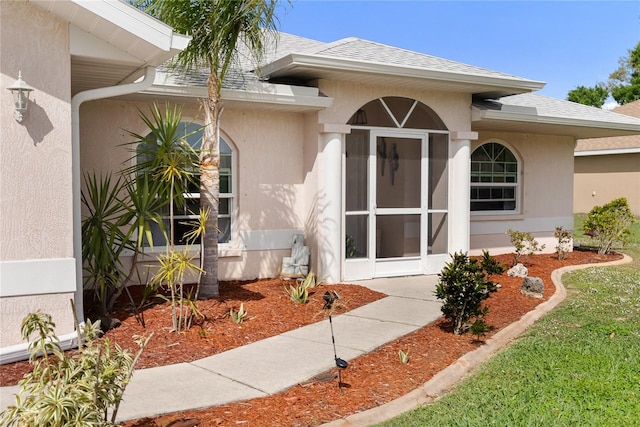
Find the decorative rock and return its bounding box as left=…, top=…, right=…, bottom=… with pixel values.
left=507, top=263, right=528, bottom=278
left=521, top=276, right=544, bottom=298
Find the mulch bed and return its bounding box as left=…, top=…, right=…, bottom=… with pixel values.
left=0, top=250, right=622, bottom=426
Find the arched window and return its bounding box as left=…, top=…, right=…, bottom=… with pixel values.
left=137, top=122, right=236, bottom=246
left=470, top=142, right=519, bottom=212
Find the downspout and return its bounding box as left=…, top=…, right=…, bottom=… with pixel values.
left=71, top=67, right=157, bottom=328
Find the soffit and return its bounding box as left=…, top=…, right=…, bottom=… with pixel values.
left=29, top=0, right=189, bottom=95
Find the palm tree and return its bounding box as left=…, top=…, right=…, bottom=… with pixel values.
left=143, top=0, right=282, bottom=298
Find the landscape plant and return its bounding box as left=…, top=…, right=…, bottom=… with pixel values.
left=507, top=229, right=546, bottom=266
left=398, top=349, right=410, bottom=364
left=554, top=226, right=573, bottom=260
left=230, top=303, right=248, bottom=324
left=435, top=252, right=499, bottom=335
left=0, top=311, right=151, bottom=426
left=583, top=197, right=635, bottom=254
left=285, top=271, right=318, bottom=304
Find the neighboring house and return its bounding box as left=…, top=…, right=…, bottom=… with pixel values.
left=574, top=100, right=640, bottom=215
left=3, top=0, right=640, bottom=362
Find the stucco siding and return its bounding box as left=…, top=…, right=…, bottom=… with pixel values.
left=574, top=153, right=640, bottom=215
left=81, top=100, right=310, bottom=280
left=1, top=1, right=75, bottom=347
left=470, top=131, right=575, bottom=254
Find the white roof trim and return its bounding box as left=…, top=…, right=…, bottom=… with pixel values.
left=262, top=53, right=545, bottom=95
left=472, top=106, right=640, bottom=133
left=575, top=148, right=640, bottom=156
left=139, top=81, right=333, bottom=111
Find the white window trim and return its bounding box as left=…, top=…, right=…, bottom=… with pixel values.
left=470, top=140, right=522, bottom=216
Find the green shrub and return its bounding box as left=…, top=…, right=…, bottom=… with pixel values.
left=507, top=229, right=546, bottom=266
left=583, top=197, right=635, bottom=254
left=0, top=311, right=151, bottom=426
left=554, top=226, right=573, bottom=260
left=435, top=252, right=499, bottom=335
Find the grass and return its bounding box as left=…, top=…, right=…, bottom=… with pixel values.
left=377, top=215, right=640, bottom=427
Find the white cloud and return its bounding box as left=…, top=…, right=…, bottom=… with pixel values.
left=602, top=101, right=619, bottom=111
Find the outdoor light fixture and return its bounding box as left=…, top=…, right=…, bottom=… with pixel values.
left=7, top=71, right=34, bottom=123
left=323, top=290, right=349, bottom=390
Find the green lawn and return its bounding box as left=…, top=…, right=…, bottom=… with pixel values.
left=377, top=216, right=640, bottom=427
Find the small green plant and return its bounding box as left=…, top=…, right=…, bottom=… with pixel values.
left=284, top=271, right=318, bottom=304
left=507, top=229, right=546, bottom=266
left=230, top=303, right=247, bottom=323
left=480, top=249, right=506, bottom=277
left=0, top=311, right=151, bottom=426
left=285, top=281, right=309, bottom=303
left=398, top=349, right=410, bottom=364
left=583, top=197, right=635, bottom=254
left=470, top=319, right=489, bottom=342
left=554, top=226, right=573, bottom=260
left=435, top=252, right=499, bottom=335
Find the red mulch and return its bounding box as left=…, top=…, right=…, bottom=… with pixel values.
left=0, top=250, right=621, bottom=426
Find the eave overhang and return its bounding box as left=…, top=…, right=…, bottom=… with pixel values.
left=472, top=105, right=640, bottom=139
left=261, top=53, right=545, bottom=98
left=29, top=0, right=190, bottom=94
left=128, top=81, right=334, bottom=113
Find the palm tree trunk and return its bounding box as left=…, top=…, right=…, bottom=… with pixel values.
left=198, top=76, right=221, bottom=299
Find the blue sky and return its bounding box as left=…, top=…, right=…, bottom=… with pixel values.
left=276, top=1, right=640, bottom=103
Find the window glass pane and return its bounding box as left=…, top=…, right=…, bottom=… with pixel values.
left=345, top=131, right=369, bottom=212
left=428, top=212, right=448, bottom=254
left=376, top=214, right=420, bottom=258
left=220, top=175, right=230, bottom=194
left=345, top=215, right=368, bottom=258
left=376, top=137, right=421, bottom=209
left=218, top=218, right=230, bottom=243
left=219, top=198, right=229, bottom=215
left=428, top=133, right=448, bottom=209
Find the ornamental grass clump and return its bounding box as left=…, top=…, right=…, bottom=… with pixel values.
left=435, top=251, right=500, bottom=335
left=0, top=311, right=151, bottom=427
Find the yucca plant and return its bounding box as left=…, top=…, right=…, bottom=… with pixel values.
left=0, top=311, right=151, bottom=426
left=230, top=303, right=247, bottom=324
left=398, top=349, right=410, bottom=364
left=81, top=172, right=132, bottom=316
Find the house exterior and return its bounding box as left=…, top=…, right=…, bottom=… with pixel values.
left=2, top=0, right=640, bottom=363
left=574, top=100, right=640, bottom=215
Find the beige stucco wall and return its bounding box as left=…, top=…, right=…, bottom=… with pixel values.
left=574, top=153, right=640, bottom=215
left=80, top=99, right=309, bottom=280
left=470, top=131, right=576, bottom=255
left=0, top=1, right=75, bottom=346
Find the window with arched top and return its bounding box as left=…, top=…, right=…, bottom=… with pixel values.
left=137, top=122, right=236, bottom=246
left=470, top=142, right=520, bottom=213
left=348, top=96, right=447, bottom=130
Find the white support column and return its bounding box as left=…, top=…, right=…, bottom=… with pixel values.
left=318, top=124, right=350, bottom=283
left=450, top=131, right=478, bottom=254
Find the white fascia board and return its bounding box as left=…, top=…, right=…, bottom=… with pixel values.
left=141, top=81, right=333, bottom=110
left=575, top=148, right=640, bottom=156
left=473, top=106, right=640, bottom=134
left=70, top=0, right=190, bottom=52
left=263, top=53, right=546, bottom=93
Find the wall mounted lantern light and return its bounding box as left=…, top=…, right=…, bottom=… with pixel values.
left=7, top=71, right=34, bottom=123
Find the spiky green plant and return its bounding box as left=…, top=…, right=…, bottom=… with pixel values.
left=230, top=303, right=247, bottom=324
left=398, top=349, right=410, bottom=364
left=0, top=311, right=151, bottom=426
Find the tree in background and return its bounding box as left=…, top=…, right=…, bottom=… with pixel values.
left=567, top=84, right=609, bottom=108
left=567, top=42, right=640, bottom=107
left=141, top=0, right=282, bottom=299
left=609, top=41, right=640, bottom=105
